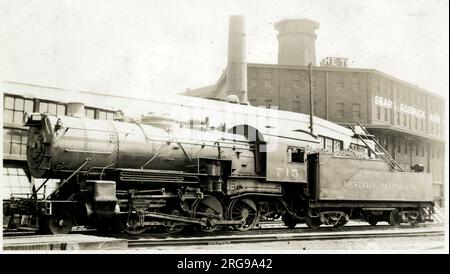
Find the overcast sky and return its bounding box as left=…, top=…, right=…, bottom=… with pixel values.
left=0, top=0, right=448, bottom=100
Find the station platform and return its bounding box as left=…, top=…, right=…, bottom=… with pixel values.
left=3, top=234, right=127, bottom=251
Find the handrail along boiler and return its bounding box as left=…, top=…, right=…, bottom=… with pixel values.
left=5, top=112, right=435, bottom=234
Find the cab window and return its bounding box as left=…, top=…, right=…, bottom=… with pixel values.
left=289, top=147, right=305, bottom=163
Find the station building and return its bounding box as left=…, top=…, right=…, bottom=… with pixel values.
left=182, top=17, right=446, bottom=206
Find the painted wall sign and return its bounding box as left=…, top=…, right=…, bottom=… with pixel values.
left=374, top=95, right=431, bottom=120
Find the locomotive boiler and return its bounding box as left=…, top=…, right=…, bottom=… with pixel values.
left=23, top=112, right=290, bottom=234
left=5, top=112, right=435, bottom=234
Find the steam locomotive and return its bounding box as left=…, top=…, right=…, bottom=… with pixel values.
left=4, top=111, right=434, bottom=234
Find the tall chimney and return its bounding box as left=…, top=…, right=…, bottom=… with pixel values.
left=66, top=102, right=85, bottom=118
left=274, top=19, right=319, bottom=66
left=227, top=15, right=247, bottom=103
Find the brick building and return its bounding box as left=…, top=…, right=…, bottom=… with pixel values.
left=182, top=17, right=446, bottom=206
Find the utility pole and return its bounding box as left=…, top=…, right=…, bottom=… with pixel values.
left=309, top=62, right=314, bottom=134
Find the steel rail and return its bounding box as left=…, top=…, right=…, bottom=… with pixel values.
left=127, top=226, right=444, bottom=248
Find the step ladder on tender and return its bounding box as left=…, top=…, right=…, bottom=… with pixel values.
left=346, top=121, right=404, bottom=172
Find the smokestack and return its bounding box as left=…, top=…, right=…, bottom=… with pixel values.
left=227, top=15, right=247, bottom=103
left=66, top=102, right=85, bottom=118
left=274, top=19, right=319, bottom=66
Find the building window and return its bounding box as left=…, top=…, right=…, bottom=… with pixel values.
left=383, top=138, right=389, bottom=149
left=313, top=78, right=318, bottom=89
left=390, top=109, right=394, bottom=124
left=249, top=71, right=257, bottom=83
left=334, top=140, right=343, bottom=151
left=415, top=117, right=418, bottom=130
left=39, top=101, right=66, bottom=116
left=292, top=100, right=301, bottom=112
left=352, top=103, right=360, bottom=118
left=397, top=140, right=401, bottom=153
left=384, top=108, right=388, bottom=122
left=375, top=78, right=380, bottom=92
left=264, top=79, right=272, bottom=88
left=98, top=110, right=115, bottom=120
left=420, top=119, right=424, bottom=131
left=396, top=112, right=400, bottom=125
left=437, top=149, right=440, bottom=160
left=2, top=168, right=30, bottom=199
left=403, top=114, right=407, bottom=127
left=319, top=135, right=343, bottom=152
left=350, top=143, right=369, bottom=156
left=415, top=144, right=419, bottom=156
left=352, top=75, right=360, bottom=90
left=380, top=80, right=386, bottom=94
left=318, top=136, right=325, bottom=148
left=85, top=108, right=96, bottom=119
left=404, top=141, right=408, bottom=154
left=422, top=145, right=425, bottom=157
left=325, top=138, right=333, bottom=151
left=336, top=103, right=344, bottom=118
left=3, top=128, right=28, bottom=156
left=292, top=74, right=301, bottom=87
left=376, top=106, right=381, bottom=120
left=33, top=178, right=57, bottom=198
left=3, top=95, right=34, bottom=124
left=430, top=123, right=434, bottom=134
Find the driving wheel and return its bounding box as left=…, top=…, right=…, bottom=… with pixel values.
left=193, top=196, right=224, bottom=233
left=227, top=198, right=259, bottom=231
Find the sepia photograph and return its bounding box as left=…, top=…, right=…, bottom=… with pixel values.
left=0, top=0, right=448, bottom=260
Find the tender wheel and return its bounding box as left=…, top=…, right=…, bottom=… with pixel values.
left=193, top=196, right=224, bottom=233
left=306, top=215, right=321, bottom=229
left=227, top=198, right=259, bottom=231
left=334, top=218, right=348, bottom=228
left=389, top=209, right=402, bottom=227
left=366, top=214, right=378, bottom=226
left=406, top=211, right=419, bottom=226
left=282, top=214, right=298, bottom=229
left=120, top=213, right=147, bottom=235
left=44, top=212, right=73, bottom=234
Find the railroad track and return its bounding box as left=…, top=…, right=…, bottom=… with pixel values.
left=3, top=221, right=442, bottom=238
left=126, top=224, right=444, bottom=248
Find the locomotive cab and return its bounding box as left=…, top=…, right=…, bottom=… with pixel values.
left=263, top=131, right=320, bottom=184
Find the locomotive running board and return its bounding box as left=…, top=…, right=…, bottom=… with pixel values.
left=118, top=169, right=202, bottom=184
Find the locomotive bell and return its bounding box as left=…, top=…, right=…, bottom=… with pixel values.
left=213, top=179, right=223, bottom=192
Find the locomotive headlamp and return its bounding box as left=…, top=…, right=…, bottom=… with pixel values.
left=31, top=114, right=43, bottom=121
left=24, top=113, right=44, bottom=126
